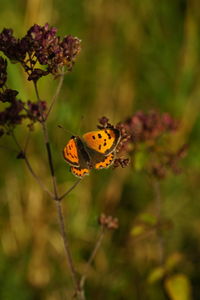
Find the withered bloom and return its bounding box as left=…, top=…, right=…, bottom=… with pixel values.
left=0, top=23, right=81, bottom=81
left=27, top=100, right=47, bottom=122
left=99, top=112, right=186, bottom=179
left=118, top=111, right=187, bottom=179
left=0, top=29, right=26, bottom=62
left=120, top=110, right=178, bottom=143
left=99, top=213, right=119, bottom=230
left=0, top=23, right=80, bottom=137
left=0, top=92, right=25, bottom=128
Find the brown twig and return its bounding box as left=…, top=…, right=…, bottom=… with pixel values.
left=80, top=226, right=106, bottom=289
left=59, top=179, right=82, bottom=201
left=55, top=199, right=82, bottom=293
left=33, top=81, right=59, bottom=198
left=11, top=132, right=54, bottom=198
left=33, top=81, right=83, bottom=299
left=45, top=72, right=65, bottom=120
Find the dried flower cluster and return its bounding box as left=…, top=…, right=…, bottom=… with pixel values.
left=113, top=157, right=130, bottom=168
left=150, top=143, right=188, bottom=179
left=0, top=24, right=81, bottom=81
left=0, top=23, right=81, bottom=137
left=120, top=110, right=178, bottom=143
left=0, top=89, right=24, bottom=135
left=98, top=111, right=187, bottom=179
left=119, top=111, right=187, bottom=179
left=99, top=213, right=119, bottom=230
left=0, top=57, right=48, bottom=136
left=0, top=86, right=47, bottom=136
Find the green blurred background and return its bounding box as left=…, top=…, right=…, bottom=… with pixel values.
left=0, top=0, right=200, bottom=299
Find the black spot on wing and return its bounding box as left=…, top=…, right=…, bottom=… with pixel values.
left=104, top=130, right=112, bottom=139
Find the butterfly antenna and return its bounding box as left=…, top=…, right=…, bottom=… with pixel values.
left=57, top=125, right=76, bottom=136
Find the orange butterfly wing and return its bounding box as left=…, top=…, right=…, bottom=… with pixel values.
left=63, top=137, right=79, bottom=167
left=63, top=129, right=120, bottom=177
left=95, top=153, right=114, bottom=169
left=82, top=129, right=120, bottom=155
left=71, top=166, right=90, bottom=178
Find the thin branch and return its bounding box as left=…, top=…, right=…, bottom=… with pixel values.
left=33, top=81, right=59, bottom=198
left=23, top=154, right=54, bottom=198
left=33, top=81, right=45, bottom=121
left=55, top=199, right=85, bottom=300
left=11, top=132, right=53, bottom=198
left=33, top=81, right=83, bottom=299
left=42, top=121, right=59, bottom=198
left=45, top=73, right=65, bottom=120
left=80, top=226, right=106, bottom=289
left=55, top=200, right=81, bottom=291
left=59, top=179, right=82, bottom=201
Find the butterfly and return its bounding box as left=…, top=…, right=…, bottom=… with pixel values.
left=63, top=128, right=120, bottom=178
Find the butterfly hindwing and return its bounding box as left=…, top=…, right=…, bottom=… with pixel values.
left=82, top=128, right=120, bottom=155
left=95, top=153, right=115, bottom=169
left=71, top=166, right=90, bottom=178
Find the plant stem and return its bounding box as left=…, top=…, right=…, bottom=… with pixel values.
left=55, top=200, right=82, bottom=295
left=42, top=120, right=59, bottom=198
left=12, top=132, right=53, bottom=198
left=24, top=153, right=54, bottom=197
left=34, top=81, right=58, bottom=198
left=33, top=80, right=83, bottom=299
left=59, top=179, right=82, bottom=201
left=45, top=73, right=65, bottom=120
left=80, top=226, right=105, bottom=289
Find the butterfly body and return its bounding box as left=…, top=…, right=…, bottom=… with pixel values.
left=63, top=128, right=120, bottom=178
